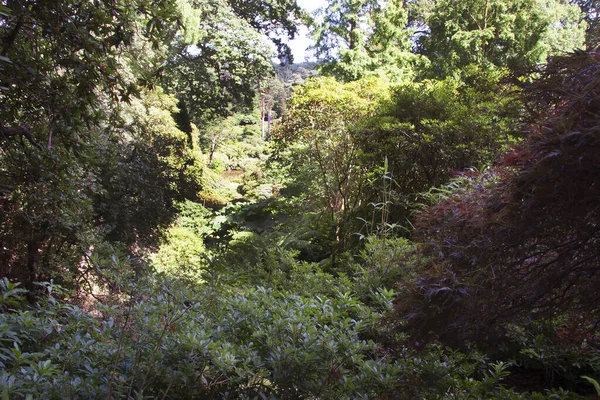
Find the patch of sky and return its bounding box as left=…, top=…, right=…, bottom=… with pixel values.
left=277, top=0, right=327, bottom=63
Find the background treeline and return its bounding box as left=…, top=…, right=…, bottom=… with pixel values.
left=1, top=0, right=600, bottom=398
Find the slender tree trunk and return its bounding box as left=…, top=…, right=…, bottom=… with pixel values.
left=260, top=95, right=266, bottom=139
left=331, top=208, right=338, bottom=269
left=266, top=106, right=272, bottom=141
left=209, top=136, right=218, bottom=168
left=349, top=19, right=358, bottom=50
left=26, top=237, right=41, bottom=289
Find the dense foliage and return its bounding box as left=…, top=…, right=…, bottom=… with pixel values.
left=415, top=0, right=584, bottom=77
left=0, top=0, right=197, bottom=288
left=309, top=0, right=418, bottom=81
left=0, top=0, right=301, bottom=288
left=396, top=52, right=600, bottom=347
left=2, top=0, right=599, bottom=398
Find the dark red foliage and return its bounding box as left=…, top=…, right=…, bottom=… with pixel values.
left=396, top=51, right=600, bottom=347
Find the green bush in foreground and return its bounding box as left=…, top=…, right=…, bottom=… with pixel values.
left=1, top=274, right=589, bottom=399
left=0, top=277, right=399, bottom=399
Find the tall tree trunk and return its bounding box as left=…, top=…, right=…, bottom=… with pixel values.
left=261, top=95, right=266, bottom=139
left=266, top=106, right=272, bottom=141
left=26, top=237, right=41, bottom=290
left=209, top=136, right=218, bottom=168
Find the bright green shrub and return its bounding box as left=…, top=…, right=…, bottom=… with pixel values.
left=351, top=236, right=420, bottom=308
left=0, top=278, right=399, bottom=399
left=151, top=226, right=206, bottom=283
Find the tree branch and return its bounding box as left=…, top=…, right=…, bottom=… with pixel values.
left=0, top=125, right=42, bottom=149
left=1, top=16, right=23, bottom=57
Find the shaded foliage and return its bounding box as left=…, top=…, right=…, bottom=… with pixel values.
left=0, top=1, right=201, bottom=288
left=356, top=65, right=523, bottom=226
left=572, top=0, right=600, bottom=48
left=396, top=52, right=600, bottom=354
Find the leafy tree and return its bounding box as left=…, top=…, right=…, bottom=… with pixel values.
left=163, top=3, right=274, bottom=124
left=310, top=0, right=378, bottom=61
left=310, top=0, right=417, bottom=81
left=259, top=75, right=287, bottom=140
left=275, top=66, right=522, bottom=262
left=226, top=0, right=305, bottom=63
left=163, top=0, right=304, bottom=128
left=202, top=114, right=244, bottom=169
left=415, top=0, right=586, bottom=77
left=572, top=0, right=600, bottom=48
left=373, top=67, right=519, bottom=185
left=339, top=65, right=522, bottom=229
left=276, top=76, right=389, bottom=265
left=366, top=0, right=427, bottom=81
left=0, top=1, right=199, bottom=287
